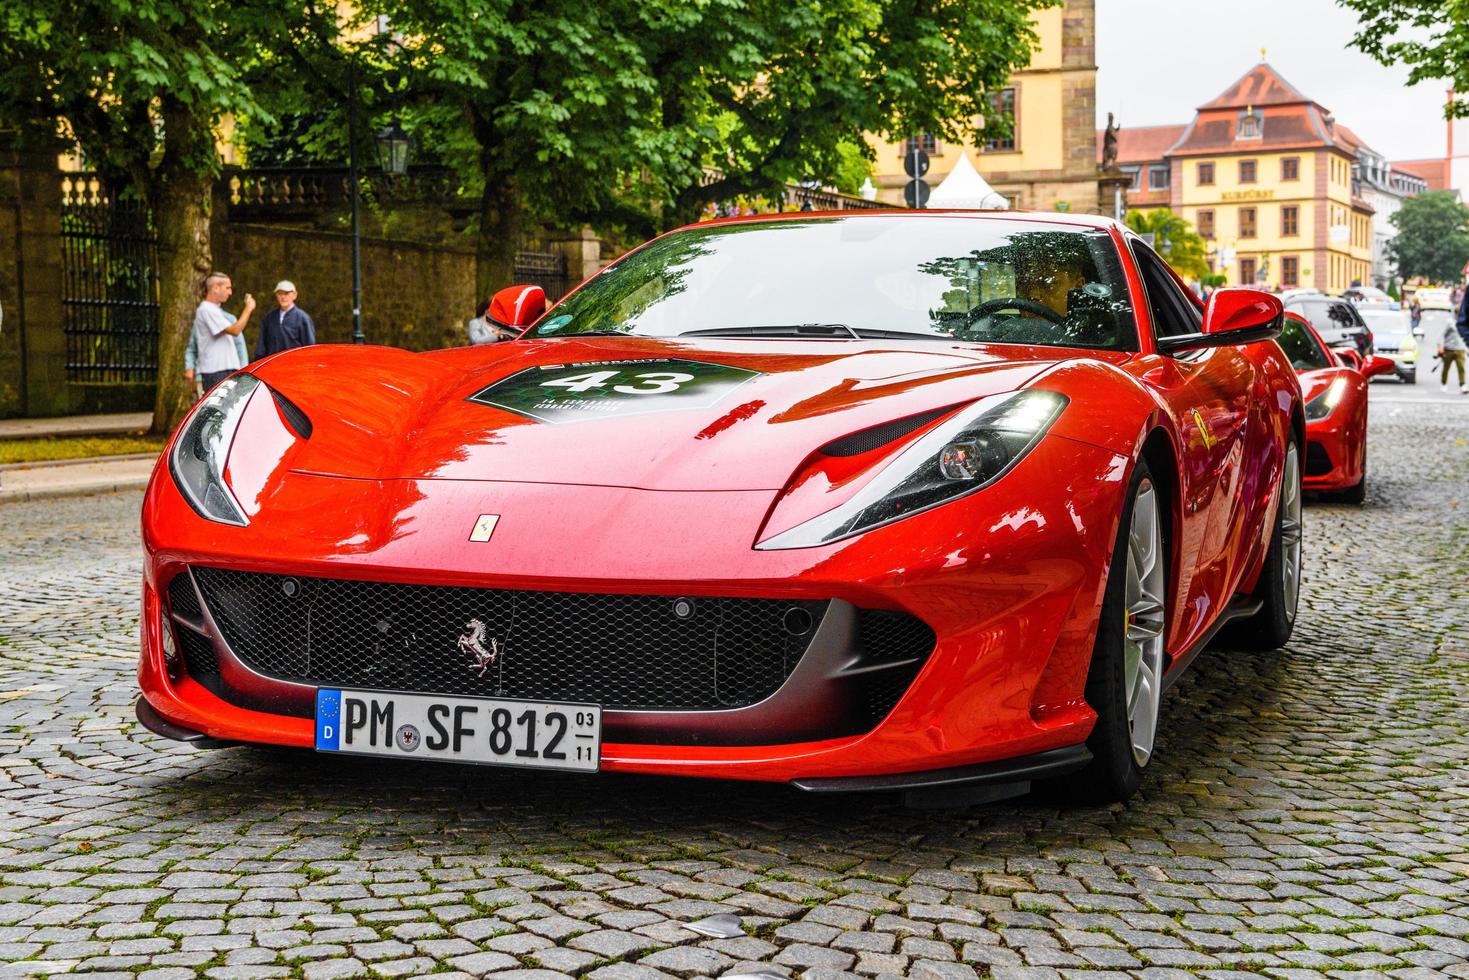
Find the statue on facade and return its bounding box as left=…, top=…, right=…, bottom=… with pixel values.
left=1102, top=112, right=1120, bottom=170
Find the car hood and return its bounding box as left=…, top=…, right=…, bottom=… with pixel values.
left=252, top=336, right=1069, bottom=491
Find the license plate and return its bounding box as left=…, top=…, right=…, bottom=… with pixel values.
left=314, top=688, right=601, bottom=772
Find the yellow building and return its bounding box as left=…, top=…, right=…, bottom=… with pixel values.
left=1153, top=62, right=1374, bottom=291
left=867, top=0, right=1101, bottom=213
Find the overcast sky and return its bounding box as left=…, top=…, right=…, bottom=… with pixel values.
left=1095, top=0, right=1449, bottom=162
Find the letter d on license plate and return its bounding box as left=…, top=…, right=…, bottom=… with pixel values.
left=315, top=689, right=600, bottom=772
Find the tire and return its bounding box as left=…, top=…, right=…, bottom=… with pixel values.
left=1065, top=458, right=1167, bottom=805
left=1222, top=438, right=1303, bottom=650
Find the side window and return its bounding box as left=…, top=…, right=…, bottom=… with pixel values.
left=1132, top=243, right=1202, bottom=339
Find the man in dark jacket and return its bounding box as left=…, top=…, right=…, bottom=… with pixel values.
left=255, top=280, right=317, bottom=359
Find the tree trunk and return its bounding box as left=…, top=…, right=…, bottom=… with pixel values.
left=475, top=170, right=520, bottom=301
left=150, top=170, right=213, bottom=435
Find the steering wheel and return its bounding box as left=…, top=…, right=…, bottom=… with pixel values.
left=964, top=296, right=1066, bottom=326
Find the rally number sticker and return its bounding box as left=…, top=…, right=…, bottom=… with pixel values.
left=468, top=359, right=759, bottom=424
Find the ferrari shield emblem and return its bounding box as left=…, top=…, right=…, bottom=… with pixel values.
left=467, top=358, right=760, bottom=424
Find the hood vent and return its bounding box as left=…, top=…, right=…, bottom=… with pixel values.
left=820, top=404, right=958, bottom=458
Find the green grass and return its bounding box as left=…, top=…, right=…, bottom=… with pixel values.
left=0, top=434, right=164, bottom=465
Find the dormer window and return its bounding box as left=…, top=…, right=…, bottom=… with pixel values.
left=1237, top=106, right=1262, bottom=139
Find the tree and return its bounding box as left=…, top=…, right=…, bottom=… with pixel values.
left=1338, top=0, right=1469, bottom=119
left=369, top=0, right=1055, bottom=294
left=0, top=0, right=311, bottom=433
left=634, top=0, right=1054, bottom=230
left=1388, top=190, right=1469, bottom=284
left=1125, top=209, right=1210, bottom=280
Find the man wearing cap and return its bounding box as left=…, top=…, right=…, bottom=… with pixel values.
left=254, top=280, right=317, bottom=359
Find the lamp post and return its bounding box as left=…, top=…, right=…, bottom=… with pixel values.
left=346, top=68, right=411, bottom=345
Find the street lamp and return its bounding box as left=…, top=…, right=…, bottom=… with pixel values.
left=376, top=121, right=411, bottom=176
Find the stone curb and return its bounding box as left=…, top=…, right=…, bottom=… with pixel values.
left=0, top=473, right=151, bottom=504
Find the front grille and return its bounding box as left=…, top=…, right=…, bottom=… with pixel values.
left=856, top=610, right=937, bottom=725
left=1305, top=440, right=1333, bottom=477
left=167, top=574, right=202, bottom=619
left=191, top=568, right=830, bottom=711
left=176, top=626, right=218, bottom=678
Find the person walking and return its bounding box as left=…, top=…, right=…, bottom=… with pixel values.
left=192, top=272, right=254, bottom=391
left=1440, top=298, right=1467, bottom=393
left=255, top=280, right=317, bottom=359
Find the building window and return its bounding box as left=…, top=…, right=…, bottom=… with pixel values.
left=1239, top=207, right=1257, bottom=238
left=1237, top=108, right=1263, bottom=139
left=903, top=133, right=937, bottom=156
left=1198, top=162, right=1215, bottom=185
left=1239, top=159, right=1257, bottom=184
left=1149, top=166, right=1169, bottom=190
left=1282, top=157, right=1299, bottom=181
left=1123, top=166, right=1141, bottom=190
left=1282, top=256, right=1299, bottom=288
left=983, top=88, right=1017, bottom=151
left=1197, top=208, right=1215, bottom=238
left=1281, top=205, right=1299, bottom=237
left=1239, top=257, right=1257, bottom=285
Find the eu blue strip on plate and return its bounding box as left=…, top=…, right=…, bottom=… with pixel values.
left=315, top=689, right=341, bottom=750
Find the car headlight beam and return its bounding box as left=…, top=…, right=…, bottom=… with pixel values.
left=168, top=374, right=259, bottom=526
left=1304, top=376, right=1348, bottom=421
left=757, top=389, right=1068, bottom=550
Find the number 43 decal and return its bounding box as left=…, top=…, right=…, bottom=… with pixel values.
left=541, top=370, right=695, bottom=395
left=467, top=357, right=762, bottom=424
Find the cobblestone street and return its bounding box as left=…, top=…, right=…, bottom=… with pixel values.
left=1, top=399, right=1467, bottom=980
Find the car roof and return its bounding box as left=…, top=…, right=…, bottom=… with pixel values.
left=676, top=208, right=1128, bottom=236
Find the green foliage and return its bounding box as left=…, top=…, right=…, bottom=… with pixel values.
left=1125, top=208, right=1210, bottom=280
left=1339, top=0, right=1469, bottom=119
left=1388, top=190, right=1469, bottom=284
left=0, top=0, right=307, bottom=190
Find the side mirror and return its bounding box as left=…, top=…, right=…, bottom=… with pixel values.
left=1335, top=349, right=1362, bottom=370
left=1156, top=288, right=1283, bottom=355
left=1362, top=354, right=1395, bottom=378
left=488, top=284, right=547, bottom=331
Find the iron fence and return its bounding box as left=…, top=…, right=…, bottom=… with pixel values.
left=58, top=175, right=160, bottom=383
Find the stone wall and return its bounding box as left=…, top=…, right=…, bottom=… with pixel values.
left=213, top=223, right=479, bottom=351
left=0, top=147, right=70, bottom=418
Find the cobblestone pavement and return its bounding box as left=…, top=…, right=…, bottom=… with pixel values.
left=1, top=401, right=1467, bottom=980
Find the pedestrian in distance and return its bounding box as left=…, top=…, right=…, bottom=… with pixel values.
left=1439, top=300, right=1468, bottom=393
left=467, top=298, right=518, bottom=345
left=184, top=325, right=247, bottom=399
left=255, top=280, right=317, bottom=359
left=190, top=272, right=255, bottom=392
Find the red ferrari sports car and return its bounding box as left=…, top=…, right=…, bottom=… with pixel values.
left=138, top=211, right=1304, bottom=804
left=1277, top=311, right=1393, bottom=503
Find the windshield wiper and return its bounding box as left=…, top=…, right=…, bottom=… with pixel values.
left=680, top=323, right=862, bottom=339
left=681, top=323, right=954, bottom=342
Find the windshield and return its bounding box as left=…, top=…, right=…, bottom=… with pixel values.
left=1289, top=299, right=1359, bottom=336
left=1359, top=308, right=1411, bottom=339
left=529, top=216, right=1137, bottom=349
left=1277, top=316, right=1333, bottom=371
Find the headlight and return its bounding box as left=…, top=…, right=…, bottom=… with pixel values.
left=756, top=389, right=1067, bottom=550
left=1304, top=376, right=1348, bottom=421
left=169, top=374, right=259, bottom=526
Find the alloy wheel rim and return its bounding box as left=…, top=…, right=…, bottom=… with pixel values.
left=1281, top=443, right=1303, bottom=621
left=1123, top=479, right=1166, bottom=768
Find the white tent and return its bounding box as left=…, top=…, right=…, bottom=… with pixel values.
left=926, top=153, right=1010, bottom=210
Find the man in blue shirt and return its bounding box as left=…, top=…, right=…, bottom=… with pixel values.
left=255, top=280, right=317, bottom=359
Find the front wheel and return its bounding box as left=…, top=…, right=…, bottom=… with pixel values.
left=1223, top=439, right=1303, bottom=649
left=1065, top=458, right=1167, bottom=804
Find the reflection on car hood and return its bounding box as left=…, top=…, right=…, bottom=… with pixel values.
left=253, top=336, right=1079, bottom=491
